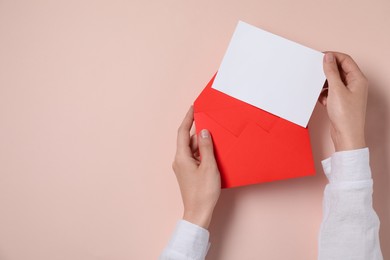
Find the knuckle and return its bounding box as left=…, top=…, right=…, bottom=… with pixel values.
left=172, top=155, right=185, bottom=169
left=171, top=161, right=177, bottom=171
left=172, top=159, right=182, bottom=173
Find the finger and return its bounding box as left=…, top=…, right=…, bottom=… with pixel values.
left=176, top=106, right=194, bottom=156
left=198, top=129, right=217, bottom=167
left=190, top=134, right=198, bottom=154
left=331, top=52, right=366, bottom=85
left=318, top=87, right=328, bottom=107
left=323, top=52, right=344, bottom=87
left=190, top=135, right=200, bottom=161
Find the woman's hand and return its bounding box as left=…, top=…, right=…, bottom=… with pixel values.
left=172, top=106, right=221, bottom=229
left=319, top=52, right=368, bottom=152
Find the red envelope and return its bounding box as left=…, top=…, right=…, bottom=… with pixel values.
left=194, top=74, right=315, bottom=188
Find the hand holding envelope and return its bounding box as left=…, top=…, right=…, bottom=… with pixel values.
left=194, top=21, right=326, bottom=188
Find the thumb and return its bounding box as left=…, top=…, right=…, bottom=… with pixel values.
left=323, top=52, right=343, bottom=87
left=198, top=129, right=217, bottom=166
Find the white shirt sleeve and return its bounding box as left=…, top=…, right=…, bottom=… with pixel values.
left=159, top=220, right=210, bottom=260
left=318, top=148, right=383, bottom=260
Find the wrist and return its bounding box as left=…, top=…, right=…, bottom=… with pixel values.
left=332, top=132, right=366, bottom=152
left=183, top=209, right=214, bottom=229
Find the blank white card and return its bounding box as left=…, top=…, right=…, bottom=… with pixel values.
left=212, top=21, right=326, bottom=127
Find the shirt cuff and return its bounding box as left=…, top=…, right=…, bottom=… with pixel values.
left=321, top=148, right=371, bottom=183
left=164, top=220, right=210, bottom=259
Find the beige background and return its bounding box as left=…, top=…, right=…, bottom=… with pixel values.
left=0, top=0, right=389, bottom=259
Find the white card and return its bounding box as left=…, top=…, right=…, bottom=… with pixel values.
left=212, top=21, right=325, bottom=127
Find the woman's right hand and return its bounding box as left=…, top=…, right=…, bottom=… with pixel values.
left=319, top=52, right=368, bottom=152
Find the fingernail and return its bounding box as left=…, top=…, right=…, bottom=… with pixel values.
left=200, top=129, right=209, bottom=139
left=325, top=53, right=334, bottom=63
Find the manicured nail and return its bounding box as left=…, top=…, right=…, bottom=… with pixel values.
left=200, top=129, right=210, bottom=138
left=325, top=53, right=334, bottom=63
